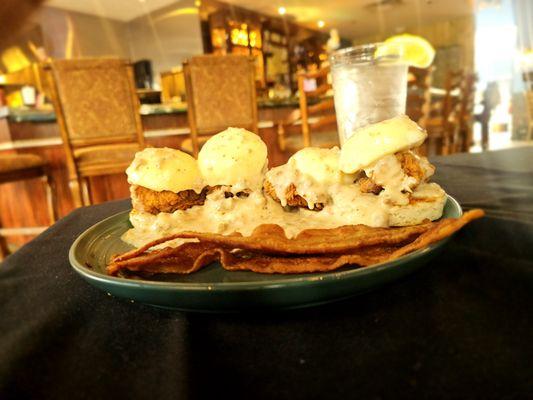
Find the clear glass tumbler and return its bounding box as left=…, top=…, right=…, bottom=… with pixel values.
left=330, top=43, right=408, bottom=145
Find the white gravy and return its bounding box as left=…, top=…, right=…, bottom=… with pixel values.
left=122, top=181, right=445, bottom=248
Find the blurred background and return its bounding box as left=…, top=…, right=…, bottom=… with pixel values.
left=0, top=0, right=532, bottom=255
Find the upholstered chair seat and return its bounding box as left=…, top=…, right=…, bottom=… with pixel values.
left=47, top=58, right=145, bottom=207
left=0, top=154, right=49, bottom=184
left=72, top=143, right=140, bottom=176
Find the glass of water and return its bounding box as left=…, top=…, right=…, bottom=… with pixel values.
left=330, top=43, right=408, bottom=145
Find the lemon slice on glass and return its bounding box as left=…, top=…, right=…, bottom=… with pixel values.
left=377, top=34, right=436, bottom=68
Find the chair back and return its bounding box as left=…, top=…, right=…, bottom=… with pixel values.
left=406, top=66, right=433, bottom=128
left=47, top=58, right=145, bottom=149
left=297, top=67, right=337, bottom=148
left=457, top=72, right=476, bottom=152
left=459, top=73, right=476, bottom=119
left=277, top=67, right=338, bottom=152
left=183, top=55, right=258, bottom=155
left=442, top=70, right=464, bottom=121
left=427, top=69, right=463, bottom=155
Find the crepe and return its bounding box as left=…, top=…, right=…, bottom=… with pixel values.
left=107, top=209, right=484, bottom=276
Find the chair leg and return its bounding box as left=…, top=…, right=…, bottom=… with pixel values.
left=81, top=177, right=92, bottom=206
left=69, top=178, right=84, bottom=208
left=0, top=218, right=9, bottom=260
left=0, top=235, right=8, bottom=260
left=42, top=171, right=57, bottom=224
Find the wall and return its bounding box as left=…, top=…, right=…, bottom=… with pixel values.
left=34, top=2, right=204, bottom=84
left=126, top=0, right=204, bottom=82
left=36, top=7, right=130, bottom=59
left=352, top=16, right=475, bottom=87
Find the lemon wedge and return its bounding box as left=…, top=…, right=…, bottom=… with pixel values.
left=377, top=34, right=435, bottom=68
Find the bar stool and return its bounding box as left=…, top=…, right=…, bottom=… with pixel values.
left=425, top=70, right=464, bottom=155
left=46, top=58, right=145, bottom=207
left=0, top=153, right=57, bottom=259
left=277, top=67, right=339, bottom=152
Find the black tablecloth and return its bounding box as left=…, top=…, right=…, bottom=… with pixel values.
left=1, top=148, right=532, bottom=399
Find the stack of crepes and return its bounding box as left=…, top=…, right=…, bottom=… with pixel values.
left=107, top=209, right=483, bottom=276
left=107, top=115, right=484, bottom=276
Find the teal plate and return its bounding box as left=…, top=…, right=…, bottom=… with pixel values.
left=69, top=196, right=462, bottom=312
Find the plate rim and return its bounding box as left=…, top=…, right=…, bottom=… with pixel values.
left=69, top=195, right=462, bottom=291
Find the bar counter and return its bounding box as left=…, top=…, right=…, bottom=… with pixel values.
left=0, top=101, right=297, bottom=245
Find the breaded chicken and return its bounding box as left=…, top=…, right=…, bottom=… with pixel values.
left=395, top=151, right=425, bottom=182
left=359, top=151, right=427, bottom=194
left=263, top=180, right=324, bottom=211
left=265, top=151, right=430, bottom=207
left=132, top=185, right=250, bottom=214
left=358, top=177, right=382, bottom=194
left=133, top=185, right=208, bottom=214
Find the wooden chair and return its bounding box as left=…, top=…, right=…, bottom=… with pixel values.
left=46, top=58, right=145, bottom=207
left=182, top=55, right=259, bottom=156
left=407, top=66, right=434, bottom=127
left=406, top=66, right=433, bottom=155
left=457, top=73, right=477, bottom=152
left=425, top=70, right=464, bottom=155
left=278, top=67, right=338, bottom=152
left=0, top=154, right=56, bottom=259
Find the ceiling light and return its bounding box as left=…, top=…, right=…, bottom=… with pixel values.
left=317, top=20, right=325, bottom=28
left=278, top=6, right=286, bottom=15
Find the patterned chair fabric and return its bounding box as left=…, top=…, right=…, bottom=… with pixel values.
left=185, top=55, right=258, bottom=134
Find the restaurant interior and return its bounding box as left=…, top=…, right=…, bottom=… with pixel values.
left=1, top=1, right=532, bottom=398
left=0, top=0, right=532, bottom=257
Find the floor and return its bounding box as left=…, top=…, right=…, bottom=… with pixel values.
left=470, top=124, right=533, bottom=153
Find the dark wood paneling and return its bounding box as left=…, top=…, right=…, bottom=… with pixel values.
left=141, top=113, right=188, bottom=130
left=7, top=121, right=60, bottom=140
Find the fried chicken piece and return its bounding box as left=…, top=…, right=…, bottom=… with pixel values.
left=358, top=177, right=383, bottom=194
left=133, top=185, right=250, bottom=215
left=263, top=180, right=324, bottom=211
left=133, top=185, right=208, bottom=214
left=358, top=151, right=427, bottom=194
left=395, top=151, right=425, bottom=182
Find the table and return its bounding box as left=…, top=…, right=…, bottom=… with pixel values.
left=1, top=148, right=532, bottom=399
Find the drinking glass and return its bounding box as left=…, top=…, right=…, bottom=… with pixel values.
left=330, top=43, right=408, bottom=145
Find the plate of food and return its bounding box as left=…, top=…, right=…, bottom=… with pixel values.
left=69, top=116, right=483, bottom=312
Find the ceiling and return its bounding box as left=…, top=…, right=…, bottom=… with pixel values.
left=224, top=0, right=475, bottom=38
left=46, top=0, right=475, bottom=38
